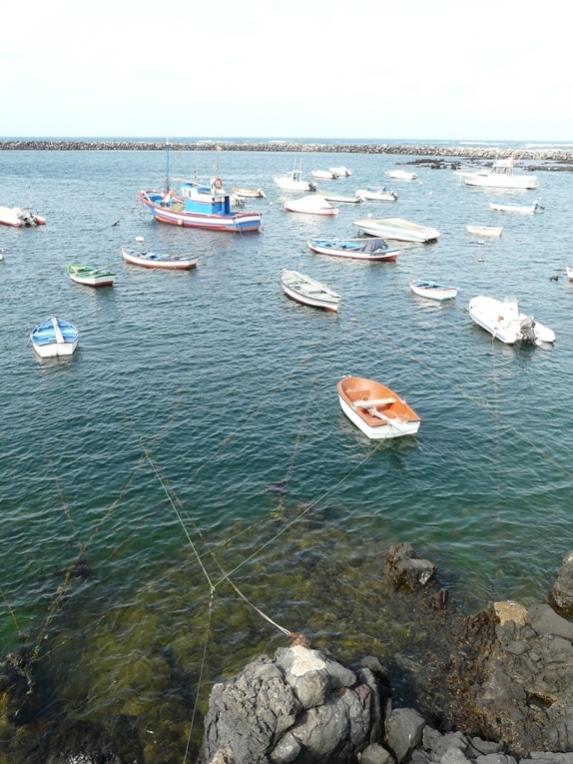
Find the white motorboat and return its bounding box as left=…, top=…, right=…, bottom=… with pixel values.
left=409, top=280, right=457, bottom=301
left=281, top=269, right=340, bottom=312
left=337, top=376, right=421, bottom=440
left=329, top=166, right=352, bottom=177
left=386, top=169, right=417, bottom=181
left=466, top=225, right=503, bottom=237
left=468, top=296, right=555, bottom=345
left=321, top=192, right=361, bottom=204
left=458, top=159, right=537, bottom=190
left=30, top=317, right=79, bottom=358
left=274, top=169, right=317, bottom=192
left=284, top=195, right=338, bottom=216
left=354, top=217, right=440, bottom=243
left=489, top=201, right=538, bottom=215
left=312, top=169, right=337, bottom=180
left=0, top=206, right=46, bottom=227
left=355, top=188, right=397, bottom=202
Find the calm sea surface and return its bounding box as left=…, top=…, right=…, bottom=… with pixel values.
left=1, top=147, right=572, bottom=753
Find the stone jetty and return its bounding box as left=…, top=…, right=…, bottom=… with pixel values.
left=2, top=139, right=573, bottom=163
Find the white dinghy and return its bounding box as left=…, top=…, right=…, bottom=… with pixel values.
left=489, top=201, right=539, bottom=215
left=409, top=280, right=457, bottom=301
left=312, top=169, right=338, bottom=180
left=281, top=269, right=340, bottom=312
left=329, top=166, right=352, bottom=177
left=30, top=317, right=79, bottom=358
left=355, top=188, right=398, bottom=202
left=284, top=195, right=338, bottom=216
left=466, top=225, right=503, bottom=237
left=468, top=296, right=555, bottom=345
left=354, top=217, right=440, bottom=243
left=386, top=169, right=417, bottom=181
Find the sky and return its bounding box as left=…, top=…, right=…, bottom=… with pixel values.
left=3, top=0, right=573, bottom=141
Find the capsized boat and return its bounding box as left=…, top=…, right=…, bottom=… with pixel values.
left=468, top=296, right=555, bottom=345
left=321, top=192, right=362, bottom=204
left=308, top=238, right=399, bottom=261
left=409, top=280, right=457, bottom=301
left=329, top=166, right=352, bottom=177
left=386, top=169, right=417, bottom=181
left=489, top=201, right=538, bottom=215
left=231, top=187, right=266, bottom=198
left=337, top=376, right=421, bottom=440
left=354, top=217, right=440, bottom=243
left=122, top=248, right=197, bottom=270
left=284, top=195, right=338, bottom=216
left=0, top=207, right=46, bottom=228
left=459, top=159, right=538, bottom=190
left=355, top=188, right=398, bottom=202
left=312, top=169, right=338, bottom=180
left=30, top=317, right=79, bottom=358
left=281, top=269, right=340, bottom=311
left=139, top=178, right=262, bottom=233
left=274, top=169, right=317, bottom=192
left=466, top=225, right=503, bottom=237
left=67, top=264, right=114, bottom=287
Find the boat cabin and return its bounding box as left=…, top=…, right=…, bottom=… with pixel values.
left=179, top=180, right=231, bottom=215
left=490, top=159, right=515, bottom=176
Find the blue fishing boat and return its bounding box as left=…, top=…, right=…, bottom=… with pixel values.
left=30, top=317, right=79, bottom=358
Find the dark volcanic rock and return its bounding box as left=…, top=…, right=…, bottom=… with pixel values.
left=449, top=602, right=573, bottom=755
left=384, top=544, right=437, bottom=593
left=384, top=708, right=426, bottom=763
left=549, top=552, right=573, bottom=617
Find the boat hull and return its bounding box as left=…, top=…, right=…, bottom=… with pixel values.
left=69, top=273, right=114, bottom=287
left=489, top=203, right=536, bottom=215
left=410, top=282, right=457, bottom=301
left=462, top=175, right=537, bottom=190
left=468, top=296, right=555, bottom=345
left=32, top=339, right=78, bottom=358
left=281, top=282, right=339, bottom=311
left=338, top=396, right=419, bottom=439
left=140, top=193, right=261, bottom=232
left=354, top=218, right=439, bottom=243
left=308, top=241, right=399, bottom=261
left=466, top=225, right=503, bottom=237
left=122, top=249, right=197, bottom=270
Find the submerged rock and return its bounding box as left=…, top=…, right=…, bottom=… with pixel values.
left=384, top=544, right=437, bottom=594
left=549, top=552, right=573, bottom=617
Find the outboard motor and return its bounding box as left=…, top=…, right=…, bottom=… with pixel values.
left=309, top=181, right=318, bottom=192
left=520, top=317, right=537, bottom=344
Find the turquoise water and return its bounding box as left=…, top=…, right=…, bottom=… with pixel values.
left=1, top=148, right=572, bottom=754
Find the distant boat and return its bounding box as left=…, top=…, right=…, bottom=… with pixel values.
left=386, top=169, right=417, bottom=181
left=566, top=266, right=573, bottom=281
left=337, top=376, right=421, bottom=440
left=31, top=317, right=79, bottom=358
left=409, top=280, right=457, bottom=301
left=329, top=166, right=352, bottom=177
left=231, top=187, right=266, bottom=198
left=466, top=225, right=503, bottom=237
left=355, top=188, right=398, bottom=202
left=308, top=238, right=399, bottom=261
left=121, top=248, right=197, bottom=270
left=281, top=269, right=340, bottom=311
left=354, top=217, right=440, bottom=243
left=321, top=192, right=362, bottom=204
left=489, top=201, right=538, bottom=215
left=274, top=169, right=317, bottom=192
left=284, top=195, right=338, bottom=216
left=312, top=169, right=337, bottom=180
left=468, top=296, right=555, bottom=345
left=0, top=207, right=46, bottom=228
left=68, top=264, right=114, bottom=287
left=458, top=158, right=538, bottom=189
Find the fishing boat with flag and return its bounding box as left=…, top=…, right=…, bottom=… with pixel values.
left=139, top=142, right=262, bottom=233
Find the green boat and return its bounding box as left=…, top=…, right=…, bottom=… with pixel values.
left=67, top=264, right=114, bottom=288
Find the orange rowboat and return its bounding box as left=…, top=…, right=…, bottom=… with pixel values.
left=337, top=376, right=421, bottom=439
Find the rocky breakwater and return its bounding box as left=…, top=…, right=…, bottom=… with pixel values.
left=2, top=139, right=573, bottom=162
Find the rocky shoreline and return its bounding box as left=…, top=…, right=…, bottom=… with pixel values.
left=2, top=139, right=573, bottom=163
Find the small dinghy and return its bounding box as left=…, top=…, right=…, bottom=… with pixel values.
left=329, top=166, right=352, bottom=177
left=68, top=264, right=114, bottom=287
left=566, top=266, right=573, bottom=281
left=281, top=269, right=340, bottom=312
left=469, top=296, right=555, bottom=345
left=121, top=248, right=197, bottom=270
left=466, top=225, right=503, bottom=237
left=312, top=169, right=338, bottom=180
left=355, top=188, right=398, bottom=202
left=321, top=192, right=362, bottom=204
left=409, top=280, right=457, bottom=301
left=0, top=207, right=46, bottom=228
left=337, top=376, right=421, bottom=440
left=386, top=169, right=417, bottom=181
left=489, top=201, right=538, bottom=215
left=231, top=187, right=266, bottom=198
left=274, top=170, right=316, bottom=192
left=31, top=317, right=79, bottom=358
left=354, top=218, right=440, bottom=243
left=284, top=195, right=338, bottom=216
left=308, top=238, right=399, bottom=261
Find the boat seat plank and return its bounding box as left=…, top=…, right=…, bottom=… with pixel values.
left=352, top=397, right=396, bottom=409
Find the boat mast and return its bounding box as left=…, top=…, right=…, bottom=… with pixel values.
left=165, top=137, right=171, bottom=193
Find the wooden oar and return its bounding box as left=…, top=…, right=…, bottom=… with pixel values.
left=367, top=407, right=412, bottom=433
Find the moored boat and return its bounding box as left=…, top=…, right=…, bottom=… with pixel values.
left=312, top=169, right=338, bottom=180
left=121, top=248, right=197, bottom=270
left=566, top=266, right=573, bottom=281
left=466, top=225, right=503, bottom=237
left=308, top=238, right=399, bottom=261
left=321, top=192, right=362, bottom=204
left=281, top=269, right=340, bottom=311
left=489, top=201, right=538, bottom=215
left=354, top=217, right=440, bottom=243
left=329, top=166, right=352, bottom=177
left=386, top=169, right=417, bottom=181
left=139, top=178, right=262, bottom=233
left=409, top=280, right=457, bottom=301
left=231, top=187, right=266, bottom=198
left=30, top=317, right=79, bottom=358
left=337, top=376, right=421, bottom=440
left=284, top=195, right=338, bottom=216
left=459, top=159, right=538, bottom=190
left=67, top=264, right=114, bottom=287
left=274, top=169, right=317, bottom=192
left=0, top=207, right=46, bottom=228
left=468, top=295, right=555, bottom=345
left=355, top=188, right=398, bottom=202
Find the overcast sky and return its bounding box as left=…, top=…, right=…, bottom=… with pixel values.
left=3, top=0, right=572, bottom=141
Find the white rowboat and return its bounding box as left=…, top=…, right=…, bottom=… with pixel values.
left=466, top=225, right=503, bottom=237
left=354, top=218, right=440, bottom=243
left=386, top=169, right=417, bottom=181
left=355, top=188, right=398, bottom=202
left=284, top=195, right=338, bottom=216
left=337, top=376, right=421, bottom=439
left=489, top=202, right=538, bottom=215
left=122, top=248, right=197, bottom=270
left=409, top=280, right=457, bottom=301
left=31, top=317, right=79, bottom=358
left=281, top=269, right=340, bottom=312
